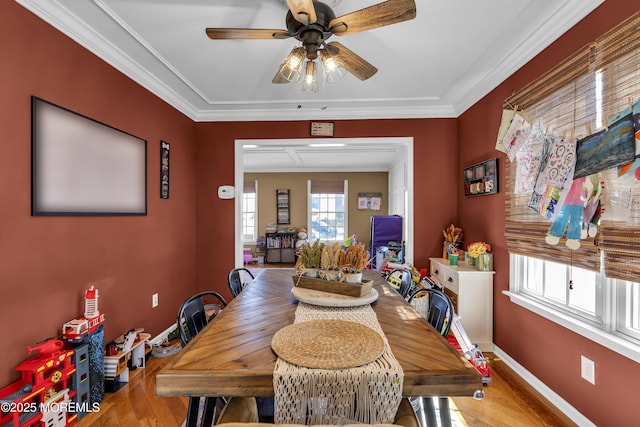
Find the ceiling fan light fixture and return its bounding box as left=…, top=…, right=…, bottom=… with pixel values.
left=320, top=50, right=346, bottom=83
left=279, top=47, right=306, bottom=82
left=301, top=60, right=319, bottom=93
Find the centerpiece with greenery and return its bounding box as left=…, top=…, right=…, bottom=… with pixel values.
left=319, top=242, right=342, bottom=281
left=339, top=243, right=369, bottom=283
left=296, top=239, right=323, bottom=277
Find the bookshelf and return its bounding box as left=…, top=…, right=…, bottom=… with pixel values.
left=266, top=232, right=296, bottom=263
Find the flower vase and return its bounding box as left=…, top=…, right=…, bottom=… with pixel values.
left=320, top=269, right=341, bottom=281
left=478, top=253, right=493, bottom=271
left=342, top=272, right=363, bottom=284
left=300, top=267, right=319, bottom=278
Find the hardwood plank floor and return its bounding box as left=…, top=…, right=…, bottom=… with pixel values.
left=83, top=264, right=575, bottom=426
left=77, top=346, right=576, bottom=427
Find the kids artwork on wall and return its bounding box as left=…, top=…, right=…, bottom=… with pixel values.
left=464, top=158, right=498, bottom=197
left=514, top=119, right=545, bottom=194
left=574, top=110, right=636, bottom=179
left=499, top=112, right=531, bottom=161
left=357, top=192, right=382, bottom=210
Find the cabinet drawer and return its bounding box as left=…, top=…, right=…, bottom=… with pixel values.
left=442, top=269, right=459, bottom=295
left=430, top=262, right=445, bottom=284
left=266, top=249, right=281, bottom=263
left=281, top=248, right=296, bottom=263
left=431, top=261, right=459, bottom=294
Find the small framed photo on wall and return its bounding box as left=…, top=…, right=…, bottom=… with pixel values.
left=464, top=158, right=498, bottom=197
left=160, top=141, right=170, bottom=199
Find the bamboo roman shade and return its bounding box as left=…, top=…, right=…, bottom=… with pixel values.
left=504, top=10, right=640, bottom=276
left=244, top=180, right=256, bottom=193
left=505, top=161, right=600, bottom=271
left=310, top=180, right=345, bottom=194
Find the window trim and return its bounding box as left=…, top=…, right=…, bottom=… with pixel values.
left=307, top=179, right=348, bottom=243
left=241, top=180, right=257, bottom=244
left=506, top=253, right=640, bottom=363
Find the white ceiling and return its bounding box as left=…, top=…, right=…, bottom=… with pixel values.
left=16, top=0, right=603, bottom=171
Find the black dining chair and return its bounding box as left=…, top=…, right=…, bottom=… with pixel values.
left=386, top=268, right=413, bottom=299
left=228, top=267, right=255, bottom=297
left=177, top=291, right=228, bottom=427
left=407, top=286, right=454, bottom=427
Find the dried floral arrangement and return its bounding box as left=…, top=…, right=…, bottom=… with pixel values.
left=443, top=224, right=463, bottom=247
left=339, top=243, right=369, bottom=274
left=321, top=242, right=343, bottom=270
left=297, top=239, right=323, bottom=269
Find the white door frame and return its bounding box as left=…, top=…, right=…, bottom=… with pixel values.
left=233, top=137, right=414, bottom=267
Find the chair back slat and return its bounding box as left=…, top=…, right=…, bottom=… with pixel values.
left=177, top=291, right=227, bottom=345
left=228, top=268, right=255, bottom=297
left=407, top=287, right=453, bottom=337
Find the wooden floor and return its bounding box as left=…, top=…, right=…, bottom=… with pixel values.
left=77, top=264, right=577, bottom=426
left=77, top=346, right=576, bottom=427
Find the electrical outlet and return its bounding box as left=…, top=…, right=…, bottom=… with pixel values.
left=152, top=293, right=159, bottom=308
left=581, top=355, right=595, bottom=384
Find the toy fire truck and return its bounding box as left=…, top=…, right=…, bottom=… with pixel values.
left=62, top=286, right=105, bottom=343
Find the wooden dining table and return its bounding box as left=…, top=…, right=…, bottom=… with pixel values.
left=156, top=268, right=482, bottom=425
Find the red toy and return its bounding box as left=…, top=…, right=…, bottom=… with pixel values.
left=0, top=340, right=77, bottom=426
left=447, top=313, right=491, bottom=398
left=62, top=286, right=105, bottom=343
left=27, top=339, right=63, bottom=355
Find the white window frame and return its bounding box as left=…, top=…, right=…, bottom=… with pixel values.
left=242, top=180, right=257, bottom=244
left=505, top=254, right=640, bottom=363
left=307, top=180, right=348, bottom=243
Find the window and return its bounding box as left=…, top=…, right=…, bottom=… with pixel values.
left=511, top=255, right=602, bottom=325
left=242, top=180, right=257, bottom=243
left=509, top=254, right=640, bottom=361
left=308, top=180, right=347, bottom=242
left=616, top=279, right=640, bottom=342
left=504, top=11, right=640, bottom=362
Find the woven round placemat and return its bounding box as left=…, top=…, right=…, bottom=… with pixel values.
left=271, top=319, right=384, bottom=369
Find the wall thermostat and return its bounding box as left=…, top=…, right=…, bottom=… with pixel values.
left=217, top=185, right=235, bottom=199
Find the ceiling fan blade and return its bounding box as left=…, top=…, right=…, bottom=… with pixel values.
left=329, top=0, right=416, bottom=36
left=206, top=28, right=291, bottom=40
left=286, top=0, right=317, bottom=25
left=326, top=42, right=377, bottom=81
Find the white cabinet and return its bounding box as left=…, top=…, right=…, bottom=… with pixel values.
left=429, top=258, right=494, bottom=351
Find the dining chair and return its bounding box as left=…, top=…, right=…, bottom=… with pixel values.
left=385, top=268, right=413, bottom=299
left=407, top=287, right=454, bottom=427
left=216, top=396, right=420, bottom=427
left=228, top=267, right=255, bottom=297
left=177, top=291, right=228, bottom=427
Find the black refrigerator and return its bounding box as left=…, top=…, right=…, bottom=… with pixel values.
left=369, top=215, right=403, bottom=269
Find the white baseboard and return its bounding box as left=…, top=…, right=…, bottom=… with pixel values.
left=150, top=323, right=177, bottom=346
left=493, top=346, right=595, bottom=427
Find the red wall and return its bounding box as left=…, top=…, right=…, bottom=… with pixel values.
left=458, top=1, right=640, bottom=425
left=194, top=119, right=458, bottom=299
left=4, top=0, right=639, bottom=424
left=0, top=2, right=199, bottom=386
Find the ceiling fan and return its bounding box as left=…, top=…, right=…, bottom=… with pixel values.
left=205, top=0, right=417, bottom=89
